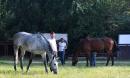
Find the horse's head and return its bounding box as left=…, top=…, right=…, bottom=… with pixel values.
left=49, top=55, right=58, bottom=74
left=72, top=57, right=78, bottom=66
left=72, top=52, right=78, bottom=66
left=40, top=34, right=58, bottom=74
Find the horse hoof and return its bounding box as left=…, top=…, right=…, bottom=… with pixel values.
left=111, top=64, right=114, bottom=66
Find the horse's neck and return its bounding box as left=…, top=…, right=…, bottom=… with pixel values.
left=38, top=34, right=53, bottom=53
left=47, top=52, right=54, bottom=62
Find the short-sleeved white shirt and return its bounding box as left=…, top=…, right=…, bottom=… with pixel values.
left=58, top=42, right=66, bottom=51
left=48, top=38, right=57, bottom=52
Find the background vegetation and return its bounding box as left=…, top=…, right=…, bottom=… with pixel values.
left=0, top=0, right=130, bottom=52
left=1, top=1, right=130, bottom=77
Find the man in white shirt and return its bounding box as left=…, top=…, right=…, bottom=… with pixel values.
left=48, top=32, right=58, bottom=57
left=58, top=38, right=67, bottom=65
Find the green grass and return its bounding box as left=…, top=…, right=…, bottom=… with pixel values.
left=0, top=58, right=130, bottom=78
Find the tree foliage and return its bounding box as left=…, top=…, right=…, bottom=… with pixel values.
left=0, top=0, right=130, bottom=43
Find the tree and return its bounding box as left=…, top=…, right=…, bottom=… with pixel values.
left=0, top=0, right=130, bottom=52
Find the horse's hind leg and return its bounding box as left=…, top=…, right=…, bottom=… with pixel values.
left=19, top=48, right=25, bottom=71
left=26, top=53, right=34, bottom=72
left=14, top=45, right=19, bottom=71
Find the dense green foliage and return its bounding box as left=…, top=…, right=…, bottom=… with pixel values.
left=0, top=0, right=130, bottom=49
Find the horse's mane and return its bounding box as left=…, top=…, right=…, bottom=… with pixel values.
left=37, top=33, right=53, bottom=53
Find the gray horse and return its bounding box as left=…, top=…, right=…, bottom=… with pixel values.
left=13, top=32, right=58, bottom=74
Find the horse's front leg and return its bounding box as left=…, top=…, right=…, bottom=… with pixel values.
left=111, top=53, right=114, bottom=66
left=46, top=54, right=49, bottom=65
left=106, top=53, right=110, bottom=66
left=41, top=53, right=48, bottom=73
left=20, top=48, right=25, bottom=71
left=26, top=53, right=34, bottom=73
left=86, top=55, right=89, bottom=66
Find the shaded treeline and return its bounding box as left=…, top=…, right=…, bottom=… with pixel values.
left=0, top=0, right=130, bottom=54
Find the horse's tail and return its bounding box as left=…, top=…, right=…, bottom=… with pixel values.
left=112, top=40, right=119, bottom=56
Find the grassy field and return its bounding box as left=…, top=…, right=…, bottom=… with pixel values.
left=0, top=58, right=130, bottom=78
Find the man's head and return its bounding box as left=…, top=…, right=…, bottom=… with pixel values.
left=60, top=38, right=64, bottom=42
left=50, top=32, right=56, bottom=39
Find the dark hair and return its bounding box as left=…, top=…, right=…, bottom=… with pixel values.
left=60, top=38, right=64, bottom=40
left=50, top=32, right=55, bottom=35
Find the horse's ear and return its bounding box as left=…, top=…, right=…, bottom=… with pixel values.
left=53, top=55, right=59, bottom=60
left=56, top=57, right=59, bottom=60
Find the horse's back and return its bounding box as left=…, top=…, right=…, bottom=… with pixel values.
left=13, top=32, right=49, bottom=52
left=13, top=32, right=32, bottom=46
left=81, top=37, right=114, bottom=51
left=102, top=37, right=114, bottom=50
left=91, top=38, right=104, bottom=50
left=14, top=32, right=32, bottom=38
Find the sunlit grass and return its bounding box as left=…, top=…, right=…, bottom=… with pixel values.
left=0, top=58, right=130, bottom=78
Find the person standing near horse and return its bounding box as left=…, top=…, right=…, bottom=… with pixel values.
left=58, top=38, right=67, bottom=65
left=48, top=32, right=58, bottom=57
left=90, top=52, right=96, bottom=66
left=86, top=36, right=96, bottom=66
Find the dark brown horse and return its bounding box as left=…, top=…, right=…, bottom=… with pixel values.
left=72, top=37, right=118, bottom=66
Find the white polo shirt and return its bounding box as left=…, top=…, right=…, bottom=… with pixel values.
left=48, top=38, right=57, bottom=52
left=58, top=42, right=66, bottom=51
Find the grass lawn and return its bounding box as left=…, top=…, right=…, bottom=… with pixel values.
left=0, top=57, right=130, bottom=78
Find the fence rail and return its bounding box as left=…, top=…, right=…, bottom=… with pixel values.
left=0, top=41, right=116, bottom=57
left=0, top=40, right=13, bottom=56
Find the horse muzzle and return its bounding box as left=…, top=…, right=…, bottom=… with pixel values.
left=53, top=71, right=58, bottom=74
left=50, top=68, right=58, bottom=74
